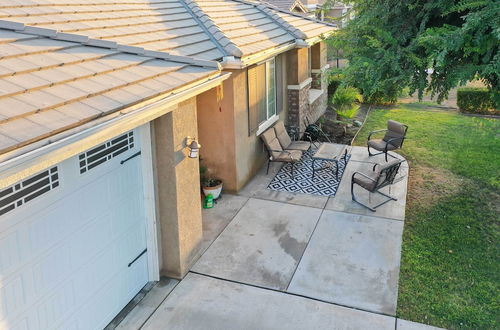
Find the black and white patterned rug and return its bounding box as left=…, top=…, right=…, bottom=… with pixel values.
left=267, top=148, right=351, bottom=197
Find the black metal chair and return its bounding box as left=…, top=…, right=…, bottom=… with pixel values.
left=367, top=120, right=408, bottom=161
left=351, top=159, right=403, bottom=211
left=303, top=115, right=331, bottom=148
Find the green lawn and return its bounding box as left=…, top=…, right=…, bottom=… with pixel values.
left=352, top=103, right=500, bottom=329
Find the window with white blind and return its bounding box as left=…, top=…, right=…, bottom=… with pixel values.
left=248, top=58, right=277, bottom=135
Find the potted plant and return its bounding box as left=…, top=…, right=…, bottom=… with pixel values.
left=201, top=177, right=223, bottom=199
left=199, top=161, right=223, bottom=199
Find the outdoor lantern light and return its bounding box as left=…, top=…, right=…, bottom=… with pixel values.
left=186, top=137, right=201, bottom=158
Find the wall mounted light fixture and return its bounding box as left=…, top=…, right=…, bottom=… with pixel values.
left=185, top=136, right=201, bottom=158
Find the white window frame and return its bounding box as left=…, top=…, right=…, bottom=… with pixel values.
left=256, top=58, right=278, bottom=136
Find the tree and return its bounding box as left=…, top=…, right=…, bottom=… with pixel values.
left=326, top=0, right=500, bottom=104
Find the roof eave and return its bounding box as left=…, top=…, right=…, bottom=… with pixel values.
left=0, top=72, right=231, bottom=186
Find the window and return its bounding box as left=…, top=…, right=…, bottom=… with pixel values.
left=248, top=58, right=277, bottom=135
left=79, top=131, right=134, bottom=174
left=0, top=167, right=59, bottom=216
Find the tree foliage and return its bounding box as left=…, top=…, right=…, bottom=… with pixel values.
left=326, top=0, right=500, bottom=104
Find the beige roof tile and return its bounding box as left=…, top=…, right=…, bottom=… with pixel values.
left=0, top=27, right=220, bottom=155
left=0, top=80, right=24, bottom=97
left=5, top=72, right=51, bottom=90
left=55, top=102, right=103, bottom=121
left=0, top=133, right=20, bottom=151
left=25, top=109, right=78, bottom=131
left=0, top=118, right=51, bottom=145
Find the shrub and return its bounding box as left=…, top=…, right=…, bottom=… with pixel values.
left=337, top=105, right=360, bottom=119
left=331, top=86, right=362, bottom=109
left=327, top=70, right=344, bottom=97
left=363, top=91, right=398, bottom=105
left=457, top=87, right=498, bottom=114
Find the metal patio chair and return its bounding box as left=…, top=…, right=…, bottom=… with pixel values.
left=367, top=120, right=408, bottom=161
left=261, top=127, right=303, bottom=178
left=351, top=159, right=403, bottom=211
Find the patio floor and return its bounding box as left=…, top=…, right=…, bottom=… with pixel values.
left=115, top=146, right=441, bottom=329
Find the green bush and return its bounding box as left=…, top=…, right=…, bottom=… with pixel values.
left=337, top=105, right=360, bottom=119
left=331, top=86, right=362, bottom=109
left=364, top=90, right=398, bottom=105
left=327, top=70, right=344, bottom=97
left=457, top=87, right=498, bottom=114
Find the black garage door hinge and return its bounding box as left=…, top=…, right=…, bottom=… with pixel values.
left=121, top=151, right=141, bottom=165
left=128, top=248, right=147, bottom=267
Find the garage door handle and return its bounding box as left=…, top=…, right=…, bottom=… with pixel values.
left=128, top=248, right=147, bottom=267
left=121, top=151, right=141, bottom=165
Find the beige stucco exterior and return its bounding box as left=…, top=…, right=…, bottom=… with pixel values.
left=152, top=97, right=204, bottom=279
left=197, top=41, right=328, bottom=193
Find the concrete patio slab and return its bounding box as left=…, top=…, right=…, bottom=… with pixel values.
left=192, top=198, right=322, bottom=290
left=199, top=194, right=249, bottom=254
left=287, top=210, right=404, bottom=315
left=141, top=273, right=396, bottom=330
left=238, top=162, right=328, bottom=209
left=325, top=160, right=408, bottom=220
left=348, top=146, right=408, bottom=166
left=397, top=319, right=444, bottom=330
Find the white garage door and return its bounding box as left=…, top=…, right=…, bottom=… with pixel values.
left=0, top=129, right=151, bottom=330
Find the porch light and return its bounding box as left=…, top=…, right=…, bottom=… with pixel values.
left=186, top=137, right=201, bottom=158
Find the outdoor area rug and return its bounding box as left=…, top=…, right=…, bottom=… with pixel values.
left=267, top=148, right=351, bottom=197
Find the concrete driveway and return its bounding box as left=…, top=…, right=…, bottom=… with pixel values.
left=115, top=147, right=441, bottom=329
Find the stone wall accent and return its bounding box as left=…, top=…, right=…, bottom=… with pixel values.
left=311, top=71, right=323, bottom=90
left=308, top=91, right=328, bottom=124
left=287, top=79, right=311, bottom=132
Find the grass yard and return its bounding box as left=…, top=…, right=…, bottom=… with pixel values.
left=352, top=103, right=499, bottom=329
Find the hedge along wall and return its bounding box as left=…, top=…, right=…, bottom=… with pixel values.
left=457, top=87, right=499, bottom=115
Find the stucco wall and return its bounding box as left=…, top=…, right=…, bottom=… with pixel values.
left=153, top=97, right=203, bottom=279
left=232, top=69, right=268, bottom=191
left=196, top=46, right=324, bottom=193
left=197, top=80, right=238, bottom=191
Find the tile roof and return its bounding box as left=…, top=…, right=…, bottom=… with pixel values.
left=0, top=0, right=229, bottom=60
left=260, top=0, right=308, bottom=13
left=195, top=0, right=297, bottom=56
left=0, top=26, right=221, bottom=155
left=0, top=0, right=336, bottom=60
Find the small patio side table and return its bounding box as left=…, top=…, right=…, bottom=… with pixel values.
left=311, top=143, right=349, bottom=180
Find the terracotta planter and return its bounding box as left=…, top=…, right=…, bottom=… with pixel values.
left=202, top=182, right=222, bottom=199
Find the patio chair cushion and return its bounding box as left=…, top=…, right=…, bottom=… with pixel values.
left=287, top=141, right=311, bottom=152
left=383, top=120, right=406, bottom=148
left=353, top=172, right=378, bottom=191
left=261, top=128, right=283, bottom=159
left=274, top=150, right=302, bottom=162
left=274, top=121, right=293, bottom=149
left=368, top=139, right=398, bottom=151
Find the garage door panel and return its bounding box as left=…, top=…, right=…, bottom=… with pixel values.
left=110, top=194, right=143, bottom=236
left=70, top=213, right=113, bottom=267
left=75, top=180, right=112, bottom=223
left=123, top=254, right=149, bottom=301
left=32, top=242, right=72, bottom=297
left=1, top=128, right=151, bottom=329
left=0, top=230, right=26, bottom=276
left=28, top=206, right=77, bottom=259
left=37, top=280, right=76, bottom=330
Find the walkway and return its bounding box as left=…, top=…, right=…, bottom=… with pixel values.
left=116, top=147, right=441, bottom=329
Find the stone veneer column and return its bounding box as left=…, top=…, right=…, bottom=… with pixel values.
left=286, top=47, right=311, bottom=132
left=287, top=78, right=311, bottom=132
